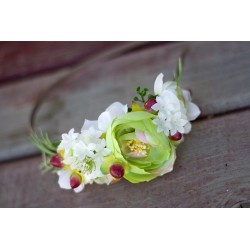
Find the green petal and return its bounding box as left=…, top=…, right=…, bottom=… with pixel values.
left=124, top=165, right=157, bottom=183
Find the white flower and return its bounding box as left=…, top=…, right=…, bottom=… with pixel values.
left=82, top=102, right=128, bottom=133
left=153, top=111, right=187, bottom=136
left=80, top=126, right=102, bottom=144
left=57, top=169, right=84, bottom=193
left=58, top=126, right=112, bottom=192
left=154, top=73, right=177, bottom=96
left=74, top=141, right=95, bottom=161
left=152, top=91, right=181, bottom=113
left=58, top=128, right=79, bottom=154
left=152, top=73, right=200, bottom=136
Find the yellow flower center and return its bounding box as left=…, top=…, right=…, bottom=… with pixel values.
left=126, top=140, right=147, bottom=156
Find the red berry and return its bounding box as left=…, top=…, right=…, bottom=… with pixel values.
left=70, top=174, right=82, bottom=189
left=144, top=98, right=157, bottom=111
left=110, top=164, right=125, bottom=179
left=50, top=155, right=62, bottom=168
left=169, top=132, right=182, bottom=141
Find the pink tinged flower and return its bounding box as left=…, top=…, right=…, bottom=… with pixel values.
left=128, top=151, right=147, bottom=158
left=109, top=164, right=125, bottom=179
left=135, top=130, right=149, bottom=144
left=50, top=155, right=63, bottom=168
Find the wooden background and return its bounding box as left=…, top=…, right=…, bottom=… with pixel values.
left=0, top=41, right=250, bottom=207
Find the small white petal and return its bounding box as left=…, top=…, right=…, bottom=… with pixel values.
left=98, top=111, right=112, bottom=132
left=82, top=119, right=98, bottom=131
left=106, top=102, right=128, bottom=117
left=184, top=122, right=192, bottom=134
left=182, top=89, right=192, bottom=102
left=154, top=73, right=164, bottom=95
left=98, top=102, right=127, bottom=132
left=95, top=174, right=113, bottom=185
left=187, top=102, right=201, bottom=121
left=57, top=170, right=71, bottom=190
left=151, top=103, right=160, bottom=111
left=74, top=184, right=84, bottom=193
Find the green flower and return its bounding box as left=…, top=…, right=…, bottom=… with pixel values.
left=101, top=111, right=176, bottom=183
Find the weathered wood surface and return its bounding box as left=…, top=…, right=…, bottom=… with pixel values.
left=0, top=41, right=250, bottom=207
left=1, top=42, right=250, bottom=163
left=1, top=109, right=249, bottom=207
left=0, top=42, right=125, bottom=84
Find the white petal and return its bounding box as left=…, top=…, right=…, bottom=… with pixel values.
left=95, top=174, right=113, bottom=185
left=57, top=170, right=71, bottom=190
left=182, top=89, right=192, bottom=102
left=82, top=119, right=98, bottom=131
left=184, top=122, right=192, bottom=134
left=74, top=184, right=84, bottom=193
left=162, top=81, right=177, bottom=93
left=154, top=73, right=164, bottom=95
left=98, top=102, right=127, bottom=132
left=106, top=102, right=128, bottom=118
left=98, top=111, right=112, bottom=132
left=151, top=103, right=160, bottom=111
left=187, top=102, right=201, bottom=121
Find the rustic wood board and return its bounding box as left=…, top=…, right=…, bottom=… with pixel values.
left=0, top=42, right=125, bottom=84
left=1, top=109, right=249, bottom=207
left=1, top=42, right=250, bottom=163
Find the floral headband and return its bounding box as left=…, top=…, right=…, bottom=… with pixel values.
left=31, top=59, right=200, bottom=193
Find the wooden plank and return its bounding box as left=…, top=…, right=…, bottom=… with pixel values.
left=0, top=42, right=125, bottom=84
left=1, top=42, right=250, bottom=162
left=1, top=109, right=250, bottom=207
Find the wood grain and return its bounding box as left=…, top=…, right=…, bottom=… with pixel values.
left=1, top=42, right=250, bottom=162
left=1, top=109, right=249, bottom=207
left=0, top=42, right=125, bottom=84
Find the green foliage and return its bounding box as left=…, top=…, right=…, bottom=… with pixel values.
left=133, top=86, right=149, bottom=103
left=173, top=57, right=183, bottom=84
left=30, top=130, right=60, bottom=173
left=30, top=130, right=58, bottom=156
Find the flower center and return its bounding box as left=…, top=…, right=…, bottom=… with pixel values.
left=126, top=140, right=147, bottom=156
left=80, top=157, right=96, bottom=174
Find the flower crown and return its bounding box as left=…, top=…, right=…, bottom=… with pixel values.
left=31, top=59, right=200, bottom=193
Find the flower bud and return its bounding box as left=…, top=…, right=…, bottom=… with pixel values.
left=109, top=164, right=125, bottom=179
left=169, top=132, right=182, bottom=141
left=144, top=98, right=157, bottom=111
left=70, top=173, right=82, bottom=189
left=50, top=155, right=63, bottom=168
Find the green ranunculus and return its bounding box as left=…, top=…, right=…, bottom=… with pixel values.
left=101, top=111, right=176, bottom=183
